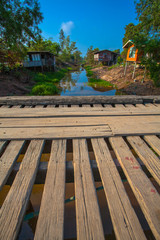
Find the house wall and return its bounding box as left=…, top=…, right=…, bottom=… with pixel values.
left=23, top=53, right=55, bottom=68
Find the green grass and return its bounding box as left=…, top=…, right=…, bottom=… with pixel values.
left=31, top=83, right=59, bottom=95
left=108, top=63, right=120, bottom=70
left=30, top=67, right=72, bottom=96
left=88, top=78, right=113, bottom=88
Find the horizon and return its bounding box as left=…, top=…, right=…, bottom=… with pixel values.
left=39, top=0, right=138, bottom=56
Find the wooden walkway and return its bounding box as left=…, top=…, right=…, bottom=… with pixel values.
left=0, top=96, right=160, bottom=240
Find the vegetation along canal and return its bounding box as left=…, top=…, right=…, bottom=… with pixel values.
left=59, top=68, right=116, bottom=96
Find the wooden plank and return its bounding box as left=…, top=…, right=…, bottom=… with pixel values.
left=0, top=95, right=147, bottom=105
left=12, top=105, right=22, bottom=108
left=125, top=104, right=136, bottom=108
left=34, top=140, right=66, bottom=240
left=135, top=104, right=146, bottom=109
left=144, top=135, right=160, bottom=156
left=82, top=104, right=91, bottom=107
left=91, top=138, right=146, bottom=240
left=127, top=136, right=160, bottom=184
left=0, top=116, right=110, bottom=127
left=71, top=104, right=80, bottom=107
left=73, top=139, right=104, bottom=240
left=1, top=106, right=160, bottom=118
left=110, top=137, right=160, bottom=239
left=93, top=104, right=103, bottom=107
left=59, top=104, right=68, bottom=108
left=0, top=140, right=25, bottom=190
left=0, top=140, right=44, bottom=240
left=0, top=125, right=112, bottom=140
left=1, top=114, right=160, bottom=139
left=0, top=140, right=7, bottom=154
left=115, top=104, right=126, bottom=109
left=103, top=104, right=113, bottom=108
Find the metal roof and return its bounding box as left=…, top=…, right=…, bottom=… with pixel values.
left=94, top=49, right=120, bottom=55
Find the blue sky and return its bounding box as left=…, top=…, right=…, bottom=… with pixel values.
left=39, top=0, right=138, bottom=56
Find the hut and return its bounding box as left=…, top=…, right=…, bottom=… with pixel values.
left=94, top=50, right=119, bottom=65
left=23, top=51, right=55, bottom=71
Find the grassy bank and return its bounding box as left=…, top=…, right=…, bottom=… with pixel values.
left=88, top=78, right=113, bottom=88
left=84, top=65, right=114, bottom=88
left=31, top=67, right=72, bottom=95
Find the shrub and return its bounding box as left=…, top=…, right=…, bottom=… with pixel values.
left=88, top=78, right=113, bottom=88
left=31, top=83, right=59, bottom=95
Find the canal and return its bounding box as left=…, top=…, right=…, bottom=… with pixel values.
left=59, top=68, right=116, bottom=96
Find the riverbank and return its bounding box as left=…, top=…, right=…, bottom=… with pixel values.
left=0, top=67, right=74, bottom=96
left=91, top=65, right=160, bottom=95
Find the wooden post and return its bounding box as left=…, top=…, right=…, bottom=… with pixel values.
left=142, top=66, right=146, bottom=83
left=124, top=61, right=127, bottom=76
left=132, top=61, right=136, bottom=79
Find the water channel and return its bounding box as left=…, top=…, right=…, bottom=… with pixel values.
left=59, top=68, right=116, bottom=96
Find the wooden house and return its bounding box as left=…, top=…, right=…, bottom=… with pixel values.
left=23, top=51, right=55, bottom=70
left=94, top=50, right=119, bottom=65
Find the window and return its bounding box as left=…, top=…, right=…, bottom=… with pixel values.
left=129, top=47, right=136, bottom=58
left=32, top=54, right=41, bottom=61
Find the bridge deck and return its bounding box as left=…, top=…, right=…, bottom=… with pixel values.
left=0, top=97, right=160, bottom=240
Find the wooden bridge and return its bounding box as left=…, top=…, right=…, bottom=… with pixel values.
left=0, top=96, right=160, bottom=240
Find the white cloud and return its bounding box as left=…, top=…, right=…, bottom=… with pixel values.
left=61, top=21, right=74, bottom=35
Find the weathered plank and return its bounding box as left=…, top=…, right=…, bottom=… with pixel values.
left=0, top=95, right=145, bottom=105
left=0, top=125, right=112, bottom=140
left=110, top=137, right=160, bottom=239
left=91, top=138, right=146, bottom=240
left=127, top=136, right=160, bottom=184
left=0, top=140, right=7, bottom=154
left=73, top=139, right=104, bottom=240
left=0, top=140, right=25, bottom=190
left=115, top=104, right=126, bottom=109
left=0, top=116, right=110, bottom=127
left=144, top=135, right=160, bottom=156
left=0, top=140, right=44, bottom=240
left=1, top=106, right=160, bottom=118
left=34, top=140, right=66, bottom=240
left=1, top=114, right=160, bottom=139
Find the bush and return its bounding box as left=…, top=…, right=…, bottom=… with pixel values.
left=86, top=70, right=94, bottom=77
left=31, top=83, right=59, bottom=95
left=88, top=78, right=113, bottom=88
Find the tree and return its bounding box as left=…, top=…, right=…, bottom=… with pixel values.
left=85, top=46, right=99, bottom=65
left=59, top=29, right=65, bottom=50
left=133, top=0, right=160, bottom=86
left=122, top=1, right=160, bottom=86
left=0, top=0, right=43, bottom=67
left=29, top=38, right=61, bottom=56
left=135, top=0, right=160, bottom=37
left=0, top=0, right=43, bottom=47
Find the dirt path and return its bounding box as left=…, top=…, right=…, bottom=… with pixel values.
left=91, top=65, right=160, bottom=95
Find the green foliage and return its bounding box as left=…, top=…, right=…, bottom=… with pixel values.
left=108, top=63, right=120, bottom=70
left=29, top=38, right=61, bottom=56
left=0, top=0, right=43, bottom=66
left=0, top=0, right=43, bottom=47
left=86, top=70, right=94, bottom=77
left=135, top=0, right=160, bottom=37
left=59, top=29, right=65, bottom=50
left=58, top=29, right=82, bottom=64
left=122, top=1, right=160, bottom=86
left=88, top=78, right=113, bottom=88
left=31, top=83, right=59, bottom=95
left=117, top=56, right=123, bottom=64
left=85, top=46, right=99, bottom=65
left=30, top=68, right=72, bottom=96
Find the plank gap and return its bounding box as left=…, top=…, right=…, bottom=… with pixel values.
left=123, top=180, right=155, bottom=239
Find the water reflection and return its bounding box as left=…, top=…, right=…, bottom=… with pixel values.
left=59, top=69, right=116, bottom=96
